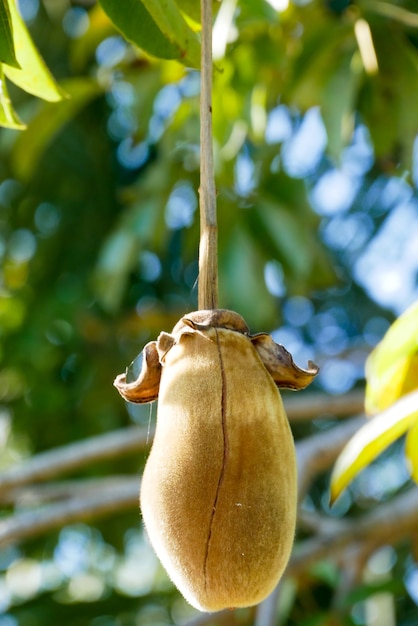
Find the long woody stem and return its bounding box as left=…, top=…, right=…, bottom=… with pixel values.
left=198, top=0, right=218, bottom=310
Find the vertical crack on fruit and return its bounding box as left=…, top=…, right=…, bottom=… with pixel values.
left=203, top=328, right=229, bottom=590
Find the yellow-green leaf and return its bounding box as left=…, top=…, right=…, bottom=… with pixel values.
left=406, top=420, right=418, bottom=483
left=0, top=0, right=20, bottom=68
left=0, top=65, right=26, bottom=129
left=365, top=301, right=418, bottom=414
left=330, top=390, right=418, bottom=504
left=3, top=0, right=65, bottom=102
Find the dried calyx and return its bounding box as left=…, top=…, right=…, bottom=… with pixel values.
left=114, top=309, right=318, bottom=403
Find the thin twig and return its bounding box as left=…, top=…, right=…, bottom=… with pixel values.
left=289, top=487, right=418, bottom=575
left=0, top=478, right=139, bottom=547
left=296, top=415, right=366, bottom=499
left=0, top=476, right=137, bottom=505
left=283, top=389, right=364, bottom=421
left=198, top=0, right=218, bottom=310
left=0, top=425, right=152, bottom=494
left=253, top=488, right=418, bottom=625
left=368, top=0, right=418, bottom=27
left=254, top=584, right=281, bottom=626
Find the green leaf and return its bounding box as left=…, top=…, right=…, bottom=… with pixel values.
left=141, top=0, right=201, bottom=67
left=174, top=0, right=201, bottom=24
left=321, top=51, right=361, bottom=160
left=360, top=28, right=418, bottom=169
left=0, top=65, right=26, bottom=129
left=99, top=0, right=200, bottom=68
left=219, top=225, right=277, bottom=329
left=405, top=420, right=418, bottom=483
left=344, top=578, right=406, bottom=605
left=247, top=194, right=336, bottom=292
left=0, top=0, right=20, bottom=68
left=330, top=390, right=418, bottom=504
left=95, top=229, right=140, bottom=312
left=3, top=0, right=65, bottom=101
left=11, top=77, right=102, bottom=179
left=365, top=300, right=418, bottom=415
left=287, top=21, right=353, bottom=111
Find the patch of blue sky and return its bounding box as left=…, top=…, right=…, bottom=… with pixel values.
left=265, top=105, right=293, bottom=145
left=341, top=124, right=374, bottom=177
left=96, top=37, right=127, bottom=68
left=117, top=139, right=149, bottom=170
left=281, top=107, right=327, bottom=178
left=165, top=182, right=197, bottom=230
left=17, top=0, right=39, bottom=22
left=354, top=200, right=418, bottom=314
left=321, top=213, right=374, bottom=253
left=311, top=168, right=361, bottom=215
left=234, top=150, right=256, bottom=196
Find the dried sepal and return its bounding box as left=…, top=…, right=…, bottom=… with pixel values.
left=114, top=340, right=161, bottom=403
left=250, top=333, right=319, bottom=390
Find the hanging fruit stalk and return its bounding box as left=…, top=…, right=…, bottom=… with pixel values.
left=198, top=0, right=218, bottom=310
left=114, top=0, right=319, bottom=613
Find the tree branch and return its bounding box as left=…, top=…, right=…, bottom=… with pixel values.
left=283, top=389, right=364, bottom=421
left=289, top=487, right=418, bottom=576
left=0, top=476, right=137, bottom=505
left=296, top=415, right=366, bottom=499
left=0, top=477, right=139, bottom=547
left=0, top=426, right=152, bottom=494
left=198, top=0, right=218, bottom=310
left=254, top=583, right=281, bottom=626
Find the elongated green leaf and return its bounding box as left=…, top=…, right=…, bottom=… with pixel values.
left=330, top=390, right=418, bottom=503
left=3, top=0, right=65, bottom=101
left=95, top=229, right=139, bottom=312
left=0, top=0, right=20, bottom=68
left=365, top=300, right=418, bottom=414
left=219, top=225, right=277, bottom=329
left=0, top=65, right=26, bottom=129
left=99, top=0, right=200, bottom=68
left=360, top=29, right=418, bottom=170
left=11, top=77, right=101, bottom=179
left=321, top=51, right=360, bottom=160
left=287, top=22, right=353, bottom=110
left=142, top=0, right=200, bottom=65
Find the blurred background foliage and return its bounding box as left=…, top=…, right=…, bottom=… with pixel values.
left=0, top=0, right=418, bottom=624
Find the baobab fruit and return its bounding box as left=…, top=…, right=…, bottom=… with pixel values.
left=114, top=309, right=318, bottom=612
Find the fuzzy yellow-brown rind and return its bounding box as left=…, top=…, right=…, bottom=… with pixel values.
left=114, top=310, right=318, bottom=612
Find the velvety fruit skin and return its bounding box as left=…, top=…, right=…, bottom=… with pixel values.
left=114, top=310, right=318, bottom=612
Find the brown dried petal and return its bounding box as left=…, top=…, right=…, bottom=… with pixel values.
left=113, top=341, right=161, bottom=403
left=251, top=332, right=319, bottom=390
